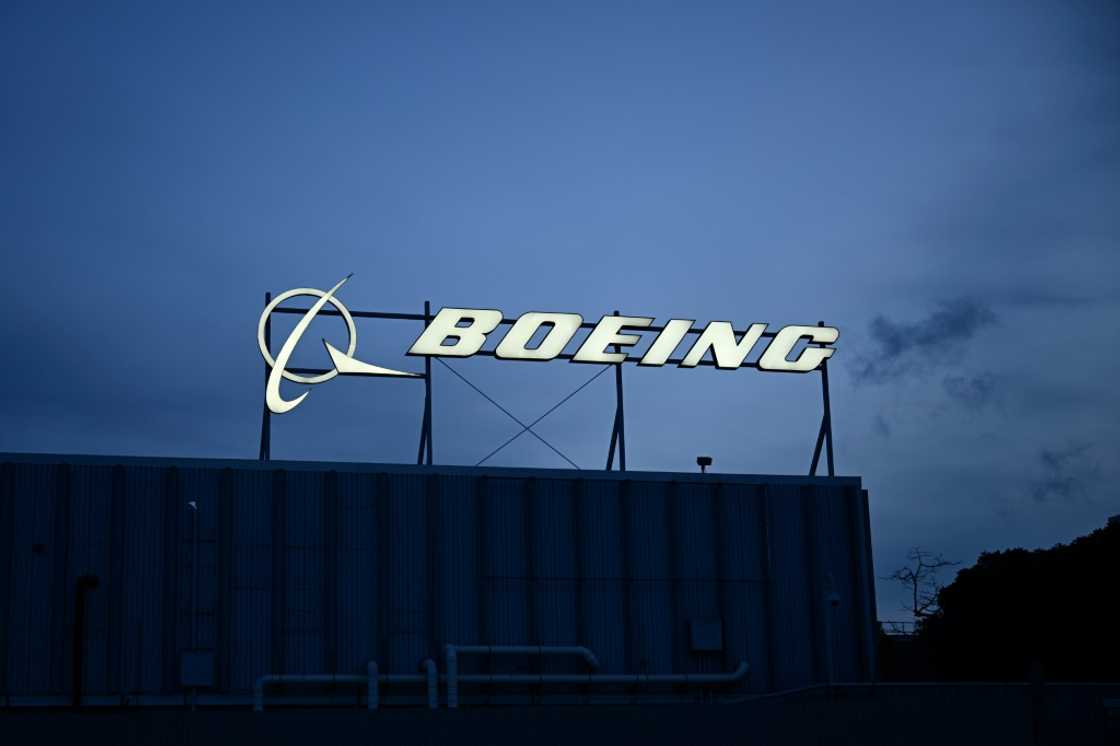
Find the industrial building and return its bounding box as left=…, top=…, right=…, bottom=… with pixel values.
left=0, top=453, right=876, bottom=708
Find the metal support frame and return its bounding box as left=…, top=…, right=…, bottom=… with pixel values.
left=416, top=301, right=434, bottom=465
left=258, top=293, right=837, bottom=475
left=258, top=294, right=433, bottom=464
left=605, top=310, right=627, bottom=472
left=258, top=292, right=272, bottom=461
left=808, top=321, right=836, bottom=477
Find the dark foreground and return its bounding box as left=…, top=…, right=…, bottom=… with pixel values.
left=2, top=683, right=1118, bottom=746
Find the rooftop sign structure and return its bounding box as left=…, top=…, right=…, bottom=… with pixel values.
left=256, top=275, right=839, bottom=475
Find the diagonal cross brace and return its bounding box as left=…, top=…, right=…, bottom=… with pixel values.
left=435, top=358, right=582, bottom=469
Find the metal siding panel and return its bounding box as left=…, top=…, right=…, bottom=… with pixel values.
left=216, top=468, right=235, bottom=692
left=48, top=463, right=70, bottom=694
left=822, top=484, right=860, bottom=682
left=159, top=467, right=181, bottom=694
left=800, top=486, right=825, bottom=685
left=120, top=466, right=166, bottom=698
left=322, top=471, right=340, bottom=676
left=716, top=484, right=770, bottom=692
left=623, top=480, right=673, bottom=675
left=227, top=467, right=272, bottom=690
left=0, top=455, right=873, bottom=700
left=386, top=473, right=427, bottom=673
left=284, top=470, right=325, bottom=674
left=0, top=463, right=12, bottom=700
left=4, top=466, right=30, bottom=693
left=530, top=478, right=580, bottom=671
left=857, top=488, right=879, bottom=681
left=69, top=465, right=113, bottom=695
left=574, top=479, right=626, bottom=673
left=433, top=474, right=479, bottom=652
left=673, top=482, right=721, bottom=674
left=766, top=483, right=814, bottom=690
left=481, top=478, right=529, bottom=671
left=178, top=466, right=222, bottom=668
left=106, top=466, right=125, bottom=697
left=336, top=471, right=379, bottom=674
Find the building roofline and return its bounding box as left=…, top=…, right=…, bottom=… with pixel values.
left=0, top=451, right=862, bottom=488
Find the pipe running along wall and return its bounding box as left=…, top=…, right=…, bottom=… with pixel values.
left=444, top=644, right=749, bottom=709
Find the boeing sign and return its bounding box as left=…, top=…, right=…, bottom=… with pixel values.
left=258, top=275, right=839, bottom=414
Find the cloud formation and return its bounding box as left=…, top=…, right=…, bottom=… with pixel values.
left=1031, top=444, right=1096, bottom=503
left=942, top=372, right=999, bottom=410
left=851, top=300, right=996, bottom=384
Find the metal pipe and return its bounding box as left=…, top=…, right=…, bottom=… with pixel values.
left=366, top=661, right=378, bottom=710
left=254, top=662, right=434, bottom=711
left=254, top=674, right=365, bottom=711
left=454, top=660, right=750, bottom=687
left=422, top=658, right=438, bottom=709
left=445, top=644, right=602, bottom=709
left=450, top=645, right=600, bottom=669
left=71, top=574, right=100, bottom=708
left=446, top=646, right=458, bottom=709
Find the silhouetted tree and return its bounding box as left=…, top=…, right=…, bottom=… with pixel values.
left=885, top=547, right=959, bottom=621
left=919, top=518, right=1120, bottom=681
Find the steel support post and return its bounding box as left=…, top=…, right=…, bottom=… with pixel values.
left=259, top=291, right=272, bottom=461
left=605, top=310, right=627, bottom=471
left=417, top=300, right=433, bottom=465
left=808, top=320, right=835, bottom=477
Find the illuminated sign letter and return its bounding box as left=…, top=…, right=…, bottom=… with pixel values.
left=680, top=322, right=767, bottom=369
left=408, top=308, right=503, bottom=357
left=757, top=325, right=839, bottom=372
left=574, top=315, right=654, bottom=363
left=496, top=312, right=583, bottom=360
left=639, top=319, right=694, bottom=366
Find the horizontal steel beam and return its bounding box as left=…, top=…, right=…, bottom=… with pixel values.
left=270, top=305, right=780, bottom=339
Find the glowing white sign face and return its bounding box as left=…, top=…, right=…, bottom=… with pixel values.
left=258, top=277, right=838, bottom=414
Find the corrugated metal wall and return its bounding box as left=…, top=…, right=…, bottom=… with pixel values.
left=0, top=454, right=876, bottom=705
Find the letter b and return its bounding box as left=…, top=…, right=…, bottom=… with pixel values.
left=408, top=308, right=503, bottom=357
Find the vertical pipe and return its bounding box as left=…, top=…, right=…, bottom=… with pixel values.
left=446, top=645, right=458, bottom=708
left=818, top=321, right=834, bottom=478
left=366, top=660, right=378, bottom=710
left=71, top=574, right=99, bottom=708
left=259, top=292, right=272, bottom=461
left=422, top=658, right=438, bottom=709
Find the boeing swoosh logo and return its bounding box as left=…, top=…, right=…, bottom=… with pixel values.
left=256, top=275, right=420, bottom=414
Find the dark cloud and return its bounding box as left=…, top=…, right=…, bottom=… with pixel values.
left=873, top=414, right=891, bottom=439
left=851, top=300, right=996, bottom=384
left=942, top=372, right=999, bottom=410
left=1031, top=444, right=1096, bottom=502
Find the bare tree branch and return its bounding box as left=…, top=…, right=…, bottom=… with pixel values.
left=882, top=546, right=960, bottom=620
